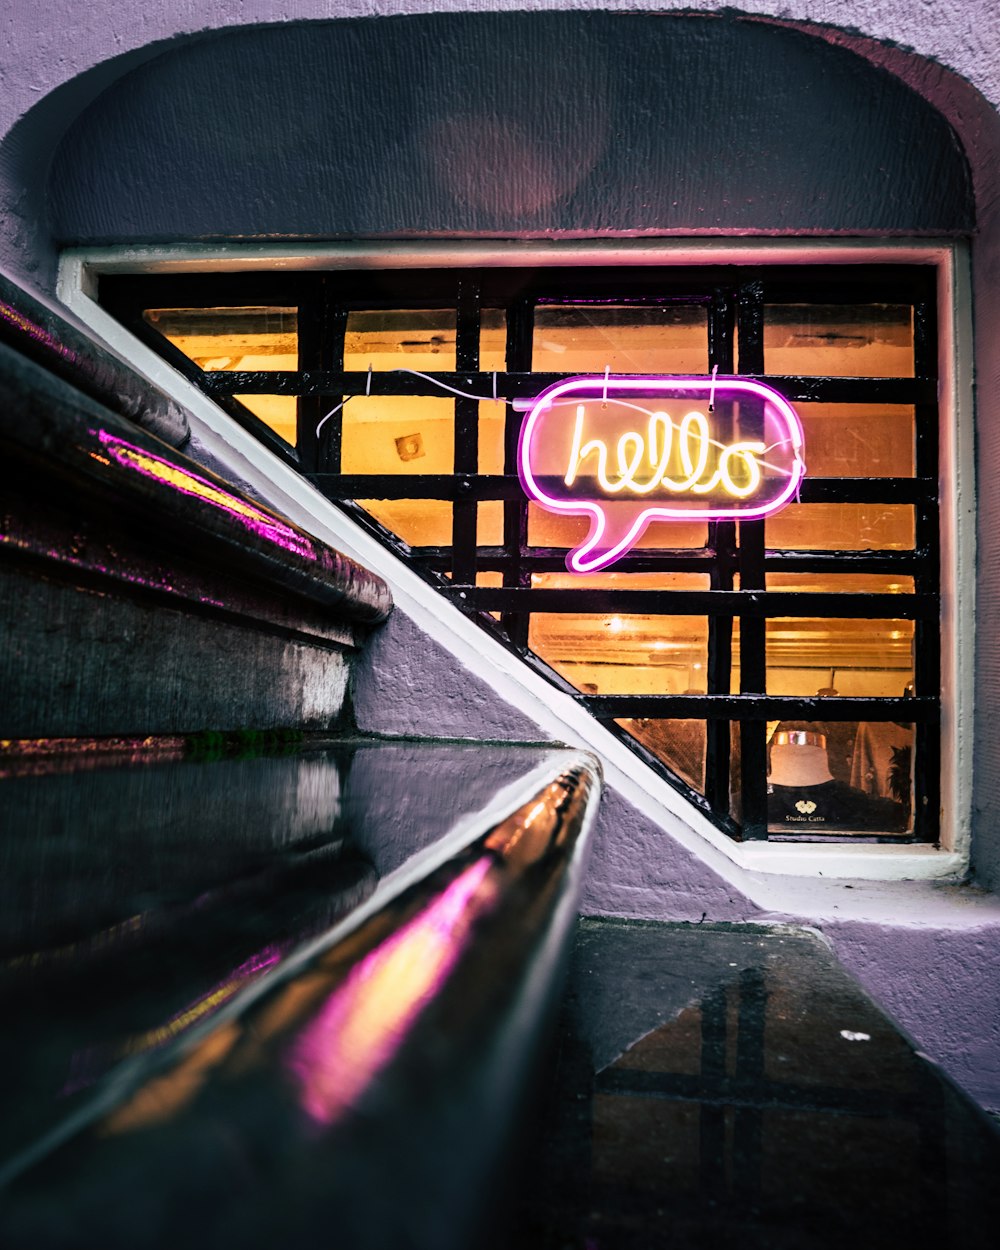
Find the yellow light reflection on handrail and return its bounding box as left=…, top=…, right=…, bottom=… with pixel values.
left=286, top=856, right=497, bottom=1126
left=93, top=430, right=316, bottom=559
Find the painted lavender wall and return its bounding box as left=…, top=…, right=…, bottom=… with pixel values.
left=2, top=1, right=1000, bottom=1106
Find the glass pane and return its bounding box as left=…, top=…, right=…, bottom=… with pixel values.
left=619, top=718, right=706, bottom=791
left=478, top=400, right=507, bottom=473
left=354, top=500, right=501, bottom=549
left=237, top=395, right=297, bottom=445
left=766, top=618, right=914, bottom=697
left=356, top=500, right=452, bottom=547
left=795, top=404, right=915, bottom=477
left=480, top=310, right=507, bottom=370
left=764, top=305, right=913, bottom=377
left=143, top=307, right=297, bottom=370
left=533, top=305, right=708, bottom=373
left=528, top=572, right=710, bottom=696
left=342, top=396, right=453, bottom=473
left=767, top=720, right=913, bottom=835
left=528, top=505, right=708, bottom=550
left=767, top=504, right=914, bottom=551
left=477, top=501, right=504, bottom=545
left=639, top=519, right=711, bottom=550
left=344, top=310, right=456, bottom=371
left=764, top=573, right=915, bottom=595
left=528, top=613, right=709, bottom=694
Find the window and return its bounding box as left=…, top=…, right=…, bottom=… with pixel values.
left=101, top=264, right=940, bottom=844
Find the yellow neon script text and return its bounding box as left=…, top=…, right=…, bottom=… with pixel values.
left=564, top=406, right=766, bottom=498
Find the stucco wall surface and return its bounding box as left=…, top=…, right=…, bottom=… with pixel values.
left=39, top=15, right=971, bottom=246
left=1, top=1, right=998, bottom=285
left=2, top=1, right=999, bottom=134
left=822, top=916, right=1000, bottom=1111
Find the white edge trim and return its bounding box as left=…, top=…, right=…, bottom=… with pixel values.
left=939, top=243, right=975, bottom=861
left=58, top=240, right=968, bottom=890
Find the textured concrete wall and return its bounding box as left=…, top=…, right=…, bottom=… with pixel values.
left=40, top=15, right=972, bottom=244
left=0, top=563, right=353, bottom=737
left=1, top=1, right=997, bottom=286
left=3, top=1, right=1000, bottom=137
left=824, top=915, right=1000, bottom=1112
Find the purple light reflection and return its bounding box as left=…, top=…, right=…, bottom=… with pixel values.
left=61, top=943, right=286, bottom=1096
left=95, top=430, right=318, bottom=561
left=0, top=301, right=78, bottom=364
left=286, top=856, right=496, bottom=1126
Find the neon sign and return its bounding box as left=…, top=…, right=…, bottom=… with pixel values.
left=517, top=375, right=806, bottom=573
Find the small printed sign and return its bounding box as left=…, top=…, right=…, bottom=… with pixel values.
left=517, top=375, right=806, bottom=572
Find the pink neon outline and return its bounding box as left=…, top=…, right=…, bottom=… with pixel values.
left=517, top=375, right=805, bottom=573
left=96, top=429, right=317, bottom=561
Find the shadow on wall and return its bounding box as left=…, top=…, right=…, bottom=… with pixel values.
left=0, top=10, right=973, bottom=252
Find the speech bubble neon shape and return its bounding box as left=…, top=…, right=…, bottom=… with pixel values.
left=517, top=375, right=806, bottom=573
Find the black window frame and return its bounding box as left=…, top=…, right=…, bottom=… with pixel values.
left=100, top=263, right=941, bottom=846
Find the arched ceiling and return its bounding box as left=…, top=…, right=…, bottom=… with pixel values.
left=45, top=12, right=973, bottom=242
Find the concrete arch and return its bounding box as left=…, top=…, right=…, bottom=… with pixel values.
left=40, top=13, right=974, bottom=244
left=2, top=5, right=997, bottom=285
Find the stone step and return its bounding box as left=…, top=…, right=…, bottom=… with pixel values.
left=0, top=735, right=602, bottom=1250
left=0, top=339, right=391, bottom=738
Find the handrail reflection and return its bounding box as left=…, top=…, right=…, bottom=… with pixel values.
left=288, top=856, right=496, bottom=1125
left=101, top=765, right=596, bottom=1136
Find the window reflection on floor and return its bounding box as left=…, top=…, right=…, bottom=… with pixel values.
left=499, top=921, right=1000, bottom=1249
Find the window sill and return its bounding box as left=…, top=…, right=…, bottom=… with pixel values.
left=734, top=841, right=964, bottom=881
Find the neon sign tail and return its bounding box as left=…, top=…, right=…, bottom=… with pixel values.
left=568, top=505, right=658, bottom=574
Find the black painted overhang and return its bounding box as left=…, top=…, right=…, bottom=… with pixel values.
left=40, top=12, right=973, bottom=243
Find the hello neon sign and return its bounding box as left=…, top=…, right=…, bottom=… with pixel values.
left=517, top=375, right=806, bottom=573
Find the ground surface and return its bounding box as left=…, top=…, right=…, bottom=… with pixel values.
left=500, top=918, right=1000, bottom=1250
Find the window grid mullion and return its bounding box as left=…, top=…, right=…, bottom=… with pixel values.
left=705, top=287, right=736, bottom=818
left=295, top=276, right=327, bottom=473
left=317, top=297, right=348, bottom=475
left=737, top=279, right=769, bottom=840
left=502, top=297, right=534, bottom=651
left=452, top=277, right=482, bottom=585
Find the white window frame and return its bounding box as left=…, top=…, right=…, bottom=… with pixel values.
left=57, top=239, right=974, bottom=883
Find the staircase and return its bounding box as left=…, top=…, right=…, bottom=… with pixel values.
left=0, top=276, right=602, bottom=1249
left=3, top=274, right=998, bottom=1249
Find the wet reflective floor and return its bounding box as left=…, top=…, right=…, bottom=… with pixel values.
left=5, top=739, right=999, bottom=1248
left=0, top=736, right=597, bottom=1249
left=500, top=919, right=1000, bottom=1250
